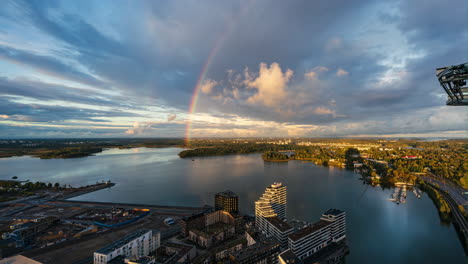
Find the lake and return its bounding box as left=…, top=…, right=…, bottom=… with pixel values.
left=0, top=147, right=465, bottom=263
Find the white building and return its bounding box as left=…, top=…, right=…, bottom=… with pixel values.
left=255, top=182, right=287, bottom=233
left=93, top=229, right=160, bottom=264
left=264, top=216, right=294, bottom=248
left=320, top=209, right=346, bottom=242
left=288, top=220, right=332, bottom=260
left=285, top=209, right=347, bottom=261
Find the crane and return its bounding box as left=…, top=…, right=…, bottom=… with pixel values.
left=436, top=62, right=468, bottom=106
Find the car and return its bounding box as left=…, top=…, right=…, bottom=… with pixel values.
left=164, top=217, right=175, bottom=225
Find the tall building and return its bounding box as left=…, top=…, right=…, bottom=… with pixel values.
left=255, top=182, right=290, bottom=248
left=255, top=182, right=287, bottom=229
left=215, top=190, right=239, bottom=214
left=320, top=209, right=346, bottom=242
left=93, top=229, right=160, bottom=264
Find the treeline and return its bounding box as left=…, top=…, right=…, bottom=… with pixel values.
left=262, top=151, right=290, bottom=161
left=418, top=181, right=451, bottom=222
left=38, top=147, right=103, bottom=159
left=178, top=144, right=296, bottom=158
left=0, top=180, right=62, bottom=193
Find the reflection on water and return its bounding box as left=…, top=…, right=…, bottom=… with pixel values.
left=0, top=147, right=465, bottom=263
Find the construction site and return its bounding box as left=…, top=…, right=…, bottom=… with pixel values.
left=0, top=183, right=208, bottom=263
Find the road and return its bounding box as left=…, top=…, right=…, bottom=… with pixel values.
left=418, top=174, right=468, bottom=210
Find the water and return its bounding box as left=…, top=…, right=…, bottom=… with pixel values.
left=0, top=147, right=465, bottom=263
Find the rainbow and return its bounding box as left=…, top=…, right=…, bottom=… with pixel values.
left=185, top=1, right=255, bottom=145
left=185, top=36, right=224, bottom=145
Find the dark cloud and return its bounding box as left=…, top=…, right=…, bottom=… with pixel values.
left=0, top=97, right=143, bottom=123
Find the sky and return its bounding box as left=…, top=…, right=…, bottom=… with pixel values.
left=0, top=0, right=467, bottom=138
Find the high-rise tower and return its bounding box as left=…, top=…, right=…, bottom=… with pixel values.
left=214, top=190, right=239, bottom=214
left=255, top=182, right=287, bottom=222
left=255, top=182, right=290, bottom=247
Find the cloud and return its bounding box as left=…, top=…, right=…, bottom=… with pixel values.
left=125, top=122, right=154, bottom=135
left=0, top=0, right=466, bottom=138
left=305, top=66, right=328, bottom=80
left=200, top=79, right=217, bottom=94
left=244, top=62, right=293, bottom=108
left=0, top=114, right=9, bottom=119
left=167, top=113, right=177, bottom=121
left=313, top=107, right=335, bottom=115
left=336, top=68, right=349, bottom=77
left=304, top=71, right=318, bottom=80
left=325, top=37, right=343, bottom=51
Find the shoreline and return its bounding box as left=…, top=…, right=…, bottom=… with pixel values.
left=0, top=145, right=185, bottom=160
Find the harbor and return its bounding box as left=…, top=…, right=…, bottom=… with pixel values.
left=389, top=185, right=422, bottom=204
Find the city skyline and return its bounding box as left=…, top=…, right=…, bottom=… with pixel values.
left=0, top=0, right=467, bottom=139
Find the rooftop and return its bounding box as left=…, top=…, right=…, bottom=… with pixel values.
left=322, top=209, right=345, bottom=216
left=266, top=216, right=293, bottom=232
left=162, top=241, right=194, bottom=258
left=232, top=241, right=280, bottom=261
left=215, top=190, right=238, bottom=198
left=302, top=242, right=349, bottom=263
left=270, top=182, right=283, bottom=188
left=95, top=229, right=153, bottom=255
left=289, top=220, right=331, bottom=241
left=279, top=249, right=302, bottom=264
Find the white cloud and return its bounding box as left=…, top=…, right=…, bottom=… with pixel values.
left=244, top=62, right=293, bottom=107
left=125, top=121, right=155, bottom=135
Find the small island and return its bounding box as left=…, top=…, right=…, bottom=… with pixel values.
left=261, top=151, right=291, bottom=162
left=38, top=147, right=104, bottom=159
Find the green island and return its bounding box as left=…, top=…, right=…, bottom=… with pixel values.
left=37, top=147, right=103, bottom=159
left=262, top=151, right=291, bottom=162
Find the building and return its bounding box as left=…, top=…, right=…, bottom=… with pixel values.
left=264, top=217, right=294, bottom=248
left=187, top=210, right=237, bottom=248
left=320, top=209, right=346, bottom=242
left=8, top=217, right=59, bottom=247
left=283, top=209, right=347, bottom=262
left=288, top=220, right=332, bottom=260
left=215, top=190, right=239, bottom=214
left=255, top=182, right=287, bottom=237
left=160, top=242, right=196, bottom=263
left=93, top=229, right=160, bottom=264
left=230, top=241, right=281, bottom=264
left=180, top=212, right=206, bottom=237
left=278, top=249, right=302, bottom=264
